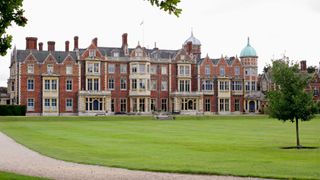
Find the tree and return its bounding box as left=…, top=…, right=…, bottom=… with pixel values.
left=307, top=66, right=316, bottom=74
left=267, top=59, right=317, bottom=148
left=0, top=0, right=27, bottom=56
left=146, top=0, right=182, bottom=17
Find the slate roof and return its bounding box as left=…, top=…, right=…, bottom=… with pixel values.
left=16, top=50, right=77, bottom=63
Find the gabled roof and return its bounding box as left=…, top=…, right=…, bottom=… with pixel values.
left=16, top=50, right=77, bottom=63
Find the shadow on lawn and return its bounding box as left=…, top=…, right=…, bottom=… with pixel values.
left=280, top=146, right=318, bottom=149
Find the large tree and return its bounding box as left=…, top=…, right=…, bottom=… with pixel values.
left=0, top=0, right=27, bottom=56
left=147, top=0, right=182, bottom=17
left=267, top=59, right=317, bottom=148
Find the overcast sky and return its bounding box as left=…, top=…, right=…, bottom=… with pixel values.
left=1, top=0, right=320, bottom=86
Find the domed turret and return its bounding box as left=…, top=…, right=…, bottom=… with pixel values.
left=184, top=31, right=201, bottom=45
left=240, top=37, right=257, bottom=58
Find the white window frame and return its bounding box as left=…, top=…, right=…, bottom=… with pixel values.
left=161, top=66, right=167, bottom=75
left=66, top=65, right=73, bottom=75
left=120, top=64, right=127, bottom=74
left=66, top=98, right=73, bottom=111
left=120, top=78, right=127, bottom=90
left=47, top=64, right=54, bottom=74
left=108, top=64, right=115, bottom=74
left=161, top=80, right=167, bottom=91
left=27, top=64, right=34, bottom=74
left=27, top=98, right=34, bottom=111
left=66, top=79, right=72, bottom=91
left=27, top=79, right=34, bottom=91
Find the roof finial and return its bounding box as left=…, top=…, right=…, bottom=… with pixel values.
left=154, top=42, right=157, bottom=48
left=191, top=27, right=194, bottom=37
left=247, top=37, right=250, bottom=46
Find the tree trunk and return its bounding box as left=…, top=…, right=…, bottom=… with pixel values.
left=295, top=117, right=301, bottom=148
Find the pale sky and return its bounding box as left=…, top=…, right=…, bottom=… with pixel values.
left=1, top=0, right=320, bottom=86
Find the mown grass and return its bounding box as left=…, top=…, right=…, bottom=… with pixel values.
left=0, top=115, right=319, bottom=179
left=0, top=171, right=46, bottom=180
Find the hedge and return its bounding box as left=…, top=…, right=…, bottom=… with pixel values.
left=0, top=105, right=26, bottom=116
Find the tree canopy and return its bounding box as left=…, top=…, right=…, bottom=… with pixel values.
left=267, top=59, right=317, bottom=147
left=0, top=0, right=27, bottom=56
left=147, top=0, right=182, bottom=17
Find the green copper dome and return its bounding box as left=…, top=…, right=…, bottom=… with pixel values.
left=240, top=37, right=257, bottom=58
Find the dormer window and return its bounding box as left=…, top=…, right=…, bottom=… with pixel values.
left=135, top=49, right=143, bottom=57
left=89, top=49, right=96, bottom=58
left=27, top=64, right=34, bottom=74
left=181, top=55, right=185, bottom=60
left=220, top=67, right=225, bottom=76
left=205, top=65, right=210, bottom=75
left=113, top=52, right=119, bottom=57
left=47, top=64, right=54, bottom=74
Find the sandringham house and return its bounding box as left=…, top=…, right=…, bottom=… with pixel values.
left=8, top=33, right=265, bottom=116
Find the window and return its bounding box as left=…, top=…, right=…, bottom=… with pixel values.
left=47, top=64, right=54, bottom=74
left=219, top=98, right=229, bottom=112
left=139, top=79, right=146, bottom=89
left=113, top=52, right=119, bottom=57
left=27, top=79, right=34, bottom=91
left=139, top=98, right=145, bottom=112
left=181, top=55, right=185, bottom=60
left=179, top=65, right=190, bottom=76
left=179, top=80, right=190, bottom=92
left=151, top=79, right=157, bottom=90
left=131, top=64, right=137, bottom=73
left=219, top=81, right=229, bottom=91
left=150, top=65, right=157, bottom=74
left=151, top=99, right=156, bottom=111
left=245, top=68, right=250, bottom=76
left=87, top=63, right=93, bottom=73
left=220, top=67, right=225, bottom=76
left=44, top=99, right=50, bottom=109
left=89, top=49, right=96, bottom=58
left=232, top=81, right=242, bottom=91
left=161, top=80, right=167, bottom=91
left=139, top=64, right=145, bottom=73
left=108, top=64, right=115, bottom=73
left=205, top=65, right=210, bottom=75
left=51, top=80, right=57, bottom=90
left=66, top=65, right=72, bottom=75
left=66, top=99, right=73, bottom=111
left=161, top=66, right=167, bottom=75
left=86, top=98, right=103, bottom=111
left=44, top=80, right=50, bottom=90
left=132, top=98, right=137, bottom=112
left=11, top=81, right=14, bottom=91
left=94, top=63, right=99, bottom=73
left=66, top=79, right=72, bottom=91
left=235, top=67, right=240, bottom=76
left=27, top=64, right=34, bottom=74
left=202, top=80, right=213, bottom=91
left=235, top=99, right=240, bottom=111
left=245, top=81, right=250, bottom=91
left=205, top=99, right=211, bottom=112
left=51, top=98, right=57, bottom=110
left=120, top=99, right=127, bottom=112
left=120, top=78, right=127, bottom=90
left=120, top=64, right=127, bottom=73
left=27, top=99, right=34, bottom=111
left=94, top=79, right=99, bottom=90
left=314, top=88, right=319, bottom=96
left=111, top=99, right=114, bottom=112
left=108, top=77, right=114, bottom=90
left=132, top=79, right=137, bottom=90
left=251, top=81, right=256, bottom=91
left=87, top=79, right=93, bottom=90
left=161, top=99, right=167, bottom=111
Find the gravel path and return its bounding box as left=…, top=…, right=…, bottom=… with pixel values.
left=0, top=132, right=263, bottom=180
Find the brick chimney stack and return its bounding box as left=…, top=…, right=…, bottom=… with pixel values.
left=92, top=37, right=98, bottom=47
left=47, top=41, right=55, bottom=51
left=74, top=36, right=79, bottom=50
left=38, top=42, right=43, bottom=51
left=26, top=37, right=37, bottom=50
left=65, top=41, right=70, bottom=52
left=187, top=41, right=192, bottom=55
left=300, top=60, right=307, bottom=71
left=122, top=33, right=128, bottom=48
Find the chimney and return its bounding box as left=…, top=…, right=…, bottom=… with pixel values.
left=300, top=60, right=307, bottom=71
left=65, top=41, right=70, bottom=52
left=38, top=42, right=43, bottom=51
left=122, top=33, right=128, bottom=48
left=47, top=41, right=55, bottom=51
left=74, top=36, right=79, bottom=50
left=187, top=41, right=192, bottom=55
left=26, top=37, right=37, bottom=50
left=92, top=37, right=98, bottom=47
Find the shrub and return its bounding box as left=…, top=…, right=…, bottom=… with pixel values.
left=0, top=105, right=26, bottom=116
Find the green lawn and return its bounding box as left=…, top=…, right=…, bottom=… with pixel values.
left=0, top=115, right=319, bottom=179
left=0, top=171, right=46, bottom=180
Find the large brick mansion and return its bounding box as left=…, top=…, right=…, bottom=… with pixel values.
left=7, top=33, right=264, bottom=116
